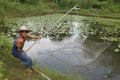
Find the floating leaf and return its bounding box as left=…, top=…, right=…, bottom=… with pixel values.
left=114, top=48, right=120, bottom=53
left=109, top=37, right=118, bottom=42
left=118, top=44, right=120, bottom=48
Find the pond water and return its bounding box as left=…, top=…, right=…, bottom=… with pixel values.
left=13, top=14, right=120, bottom=80
left=23, top=25, right=120, bottom=80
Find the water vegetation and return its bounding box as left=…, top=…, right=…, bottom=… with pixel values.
left=6, top=14, right=120, bottom=53
left=84, top=17, right=120, bottom=53
left=6, top=14, right=85, bottom=40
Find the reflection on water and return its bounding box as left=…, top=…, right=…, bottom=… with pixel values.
left=24, top=22, right=110, bottom=66
left=23, top=21, right=120, bottom=80
left=24, top=37, right=120, bottom=80
left=72, top=41, right=120, bottom=80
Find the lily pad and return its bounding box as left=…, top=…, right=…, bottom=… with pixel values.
left=117, top=44, right=120, bottom=48
left=114, top=48, right=120, bottom=53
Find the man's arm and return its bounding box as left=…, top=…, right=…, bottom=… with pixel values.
left=15, top=38, right=24, bottom=53
left=27, top=34, right=42, bottom=39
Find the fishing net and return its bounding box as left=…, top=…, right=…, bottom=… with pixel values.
left=21, top=6, right=111, bottom=69
left=24, top=21, right=111, bottom=67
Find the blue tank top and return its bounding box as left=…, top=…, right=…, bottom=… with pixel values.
left=12, top=37, right=25, bottom=57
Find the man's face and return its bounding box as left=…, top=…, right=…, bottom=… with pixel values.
left=20, top=31, right=28, bottom=38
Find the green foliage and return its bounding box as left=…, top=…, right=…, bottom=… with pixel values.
left=86, top=18, right=120, bottom=41
left=57, top=0, right=76, bottom=8
left=0, top=17, right=10, bottom=34
left=112, top=0, right=120, bottom=3
left=7, top=14, right=82, bottom=40
left=0, top=35, right=11, bottom=80
left=0, top=0, right=119, bottom=18
left=0, top=62, right=3, bottom=79
left=0, top=35, right=12, bottom=61
left=0, top=62, right=8, bottom=80
left=114, top=48, right=120, bottom=53
left=86, top=17, right=120, bottom=53
left=114, top=44, right=120, bottom=53
left=0, top=36, right=11, bottom=48
left=118, top=44, right=120, bottom=48
left=18, top=0, right=39, bottom=5
left=37, top=67, right=83, bottom=80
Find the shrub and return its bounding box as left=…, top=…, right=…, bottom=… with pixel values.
left=18, top=0, right=38, bottom=5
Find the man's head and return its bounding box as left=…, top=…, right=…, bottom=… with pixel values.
left=16, top=26, right=31, bottom=38
left=20, top=30, right=28, bottom=38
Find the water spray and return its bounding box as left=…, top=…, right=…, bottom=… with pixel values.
left=25, top=5, right=80, bottom=53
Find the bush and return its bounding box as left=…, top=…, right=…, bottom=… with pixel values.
left=0, top=62, right=3, bottom=79
left=57, top=0, right=76, bottom=8
left=18, top=0, right=38, bottom=5
left=0, top=35, right=11, bottom=60
left=0, top=35, right=11, bottom=80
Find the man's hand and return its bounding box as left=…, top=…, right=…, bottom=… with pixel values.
left=38, top=35, right=42, bottom=39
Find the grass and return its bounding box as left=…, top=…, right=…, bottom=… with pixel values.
left=0, top=0, right=119, bottom=19
left=0, top=35, right=83, bottom=80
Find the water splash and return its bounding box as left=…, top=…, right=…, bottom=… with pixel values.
left=23, top=21, right=111, bottom=68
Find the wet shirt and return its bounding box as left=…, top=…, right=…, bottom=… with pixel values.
left=12, top=36, right=25, bottom=57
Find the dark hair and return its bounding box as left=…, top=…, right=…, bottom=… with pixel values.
left=20, top=30, right=29, bottom=33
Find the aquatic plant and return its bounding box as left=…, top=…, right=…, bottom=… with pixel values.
left=85, top=17, right=120, bottom=53
left=7, top=14, right=87, bottom=40
left=7, top=14, right=120, bottom=52
left=114, top=44, right=120, bottom=53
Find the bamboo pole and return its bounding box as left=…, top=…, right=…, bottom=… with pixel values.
left=33, top=67, right=51, bottom=80
left=25, top=5, right=77, bottom=53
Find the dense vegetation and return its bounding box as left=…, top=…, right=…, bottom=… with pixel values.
left=84, top=17, right=120, bottom=52
left=0, top=0, right=120, bottom=17
left=0, top=0, right=120, bottom=31
left=0, top=0, right=120, bottom=35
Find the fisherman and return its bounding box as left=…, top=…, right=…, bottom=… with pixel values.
left=12, top=25, right=41, bottom=72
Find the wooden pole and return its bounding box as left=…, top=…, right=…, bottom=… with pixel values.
left=33, top=67, right=52, bottom=80
left=25, top=5, right=77, bottom=53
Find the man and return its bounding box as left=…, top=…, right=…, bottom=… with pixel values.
left=12, top=25, right=41, bottom=72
